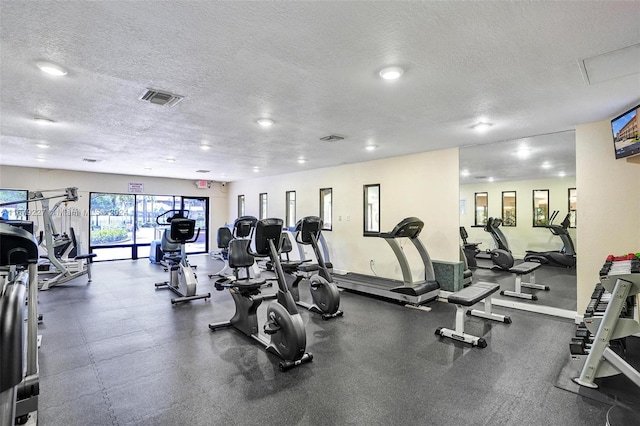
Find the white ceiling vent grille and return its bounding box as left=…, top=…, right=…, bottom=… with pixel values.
left=319, top=134, right=345, bottom=142
left=82, top=158, right=99, bottom=163
left=140, top=89, right=184, bottom=107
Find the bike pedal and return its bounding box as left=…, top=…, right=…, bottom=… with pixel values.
left=263, top=322, right=281, bottom=335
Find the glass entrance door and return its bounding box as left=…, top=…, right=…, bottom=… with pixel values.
left=181, top=197, right=208, bottom=254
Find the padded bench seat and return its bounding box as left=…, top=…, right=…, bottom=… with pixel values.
left=501, top=261, right=549, bottom=301
left=508, top=261, right=541, bottom=275
left=448, top=281, right=500, bottom=306
left=436, top=281, right=511, bottom=348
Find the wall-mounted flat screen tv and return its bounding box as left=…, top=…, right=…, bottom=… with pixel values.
left=611, top=104, right=640, bottom=159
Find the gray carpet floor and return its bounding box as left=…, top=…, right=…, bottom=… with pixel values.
left=34, top=254, right=620, bottom=425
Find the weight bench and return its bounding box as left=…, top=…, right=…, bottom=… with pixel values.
left=500, top=261, right=548, bottom=300
left=435, top=282, right=511, bottom=348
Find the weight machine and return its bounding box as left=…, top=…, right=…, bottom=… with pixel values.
left=0, top=187, right=96, bottom=290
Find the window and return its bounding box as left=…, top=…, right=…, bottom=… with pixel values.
left=319, top=188, right=332, bottom=231
left=568, top=188, right=577, bottom=228
left=501, top=191, right=516, bottom=227
left=285, top=191, right=296, bottom=228
left=89, top=192, right=208, bottom=261
left=0, top=189, right=28, bottom=220
left=363, top=184, right=380, bottom=235
left=238, top=195, right=245, bottom=217
left=532, top=189, right=549, bottom=227
left=474, top=192, right=488, bottom=226
left=259, top=193, right=268, bottom=219
left=89, top=193, right=136, bottom=260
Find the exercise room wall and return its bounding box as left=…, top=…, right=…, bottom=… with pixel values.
left=0, top=165, right=229, bottom=253
left=575, top=120, right=640, bottom=313
left=228, top=148, right=460, bottom=281
left=460, top=177, right=577, bottom=258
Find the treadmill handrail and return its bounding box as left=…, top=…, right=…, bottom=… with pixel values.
left=379, top=217, right=424, bottom=239
left=378, top=217, right=436, bottom=285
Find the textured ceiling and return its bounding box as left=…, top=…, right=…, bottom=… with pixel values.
left=1, top=1, right=639, bottom=182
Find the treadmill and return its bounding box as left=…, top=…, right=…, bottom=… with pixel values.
left=335, top=217, right=440, bottom=305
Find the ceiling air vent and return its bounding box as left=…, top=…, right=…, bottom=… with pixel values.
left=196, top=170, right=210, bottom=173
left=140, top=89, right=183, bottom=107
left=319, top=134, right=345, bottom=142
left=83, top=158, right=99, bottom=163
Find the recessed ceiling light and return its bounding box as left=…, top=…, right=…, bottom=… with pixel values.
left=379, top=66, right=404, bottom=80
left=365, top=145, right=377, bottom=151
left=472, top=122, right=493, bottom=132
left=558, top=172, right=566, bottom=177
left=200, top=145, right=210, bottom=151
left=36, top=158, right=46, bottom=162
left=37, top=143, right=50, bottom=148
left=488, top=177, right=495, bottom=182
left=516, top=147, right=531, bottom=159
left=461, top=170, right=470, bottom=177
left=34, top=117, right=55, bottom=125
left=252, top=167, right=260, bottom=172
left=297, top=158, right=307, bottom=164
left=541, top=162, right=552, bottom=169
left=257, top=118, right=274, bottom=127
left=36, top=61, right=68, bottom=76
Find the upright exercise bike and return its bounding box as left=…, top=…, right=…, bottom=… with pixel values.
left=209, top=218, right=313, bottom=371
left=154, top=210, right=211, bottom=304
left=523, top=211, right=576, bottom=267
left=284, top=216, right=342, bottom=319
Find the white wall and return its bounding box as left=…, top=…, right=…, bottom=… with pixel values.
left=0, top=166, right=229, bottom=252
left=460, top=177, right=577, bottom=258
left=228, top=148, right=460, bottom=281
left=575, top=121, right=640, bottom=312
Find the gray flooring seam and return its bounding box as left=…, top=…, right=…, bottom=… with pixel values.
left=79, top=317, right=120, bottom=426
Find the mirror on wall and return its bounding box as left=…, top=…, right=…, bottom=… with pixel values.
left=459, top=131, right=577, bottom=313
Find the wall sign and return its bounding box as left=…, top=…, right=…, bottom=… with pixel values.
left=128, top=182, right=144, bottom=193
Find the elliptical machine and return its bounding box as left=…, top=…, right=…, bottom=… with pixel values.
left=523, top=211, right=576, bottom=267
left=154, top=210, right=210, bottom=304
left=478, top=218, right=515, bottom=271
left=209, top=218, right=313, bottom=371
left=285, top=216, right=342, bottom=319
